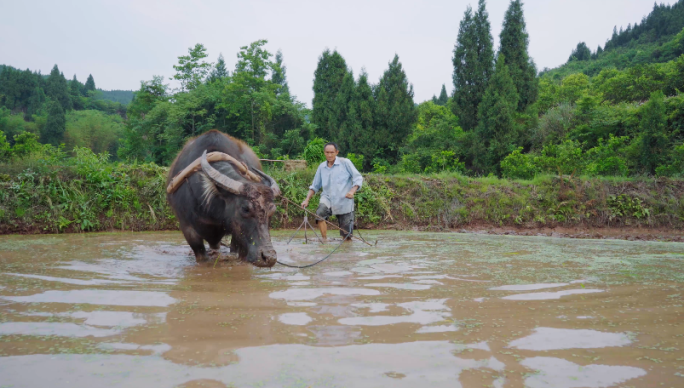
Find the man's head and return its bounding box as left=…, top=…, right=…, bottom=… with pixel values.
left=324, top=142, right=339, bottom=163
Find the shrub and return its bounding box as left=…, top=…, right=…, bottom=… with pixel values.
left=534, top=140, right=585, bottom=175
left=501, top=147, right=537, bottom=179
left=346, top=153, right=364, bottom=171
left=585, top=135, right=629, bottom=176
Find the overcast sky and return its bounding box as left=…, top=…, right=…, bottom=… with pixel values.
left=0, top=0, right=675, bottom=106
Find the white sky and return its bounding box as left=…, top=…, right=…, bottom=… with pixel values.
left=0, top=0, right=675, bottom=106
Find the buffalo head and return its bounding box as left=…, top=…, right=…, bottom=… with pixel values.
left=200, top=151, right=280, bottom=267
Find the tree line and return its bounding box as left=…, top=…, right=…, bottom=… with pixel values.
left=1, top=0, right=683, bottom=180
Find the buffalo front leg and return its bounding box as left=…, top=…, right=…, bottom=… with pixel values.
left=181, top=224, right=208, bottom=263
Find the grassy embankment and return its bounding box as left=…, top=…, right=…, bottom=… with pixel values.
left=1, top=151, right=683, bottom=235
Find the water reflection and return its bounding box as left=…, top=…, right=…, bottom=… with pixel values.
left=1, top=231, right=682, bottom=387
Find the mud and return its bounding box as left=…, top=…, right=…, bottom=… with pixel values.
left=0, top=230, right=683, bottom=387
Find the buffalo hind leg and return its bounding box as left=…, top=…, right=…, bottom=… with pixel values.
left=181, top=224, right=208, bottom=263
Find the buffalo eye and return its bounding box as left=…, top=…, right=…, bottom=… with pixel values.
left=241, top=204, right=251, bottom=215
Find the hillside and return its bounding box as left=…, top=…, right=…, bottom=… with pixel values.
left=542, top=1, right=684, bottom=79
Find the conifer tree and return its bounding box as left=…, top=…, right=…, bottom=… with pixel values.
left=499, top=0, right=538, bottom=111
left=452, top=6, right=479, bottom=130
left=45, top=65, right=72, bottom=111
left=41, top=100, right=66, bottom=146
left=271, top=50, right=290, bottom=96
left=312, top=49, right=349, bottom=140
left=474, top=54, right=519, bottom=174
left=333, top=71, right=357, bottom=150
left=474, top=0, right=495, bottom=90
left=26, top=87, right=45, bottom=119
left=452, top=1, right=494, bottom=130
left=639, top=91, right=668, bottom=174
left=208, top=54, right=229, bottom=83
left=69, top=75, right=84, bottom=110
left=437, top=84, right=449, bottom=105
left=373, top=55, right=417, bottom=163
left=84, top=74, right=96, bottom=94
left=347, top=70, right=376, bottom=168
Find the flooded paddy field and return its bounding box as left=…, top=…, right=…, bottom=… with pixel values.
left=0, top=231, right=683, bottom=388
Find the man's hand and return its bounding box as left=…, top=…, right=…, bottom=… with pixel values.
left=345, top=186, right=358, bottom=199
left=301, top=199, right=310, bottom=208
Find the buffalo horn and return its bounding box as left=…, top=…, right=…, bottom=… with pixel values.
left=251, top=168, right=281, bottom=197
left=200, top=150, right=244, bottom=195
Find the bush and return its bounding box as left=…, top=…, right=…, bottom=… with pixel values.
left=346, top=153, right=364, bottom=171
left=535, top=140, right=585, bottom=175
left=585, top=135, right=629, bottom=176
left=424, top=150, right=465, bottom=174
left=501, top=147, right=537, bottom=179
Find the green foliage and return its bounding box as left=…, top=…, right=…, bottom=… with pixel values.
left=638, top=91, right=668, bottom=174
left=303, top=137, right=326, bottom=167
left=373, top=55, right=418, bottom=164
left=534, top=140, right=585, bottom=175
left=64, top=110, right=124, bottom=157
left=346, top=153, right=364, bottom=171
left=474, top=54, right=519, bottom=174
left=585, top=135, right=629, bottom=176
left=452, top=1, right=494, bottom=131
left=501, top=147, right=536, bottom=179
left=41, top=100, right=66, bottom=146
left=424, top=150, right=465, bottom=174
left=0, top=131, right=11, bottom=162
left=569, top=42, right=592, bottom=62
left=312, top=49, right=348, bottom=141
left=207, top=53, right=229, bottom=84
left=608, top=194, right=650, bottom=219
left=172, top=43, right=212, bottom=92
left=11, top=132, right=43, bottom=159
left=656, top=143, right=684, bottom=176
left=499, top=0, right=538, bottom=111
left=84, top=75, right=96, bottom=94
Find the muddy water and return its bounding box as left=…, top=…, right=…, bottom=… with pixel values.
left=0, top=231, right=683, bottom=387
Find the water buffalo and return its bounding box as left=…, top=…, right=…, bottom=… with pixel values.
left=166, top=130, right=280, bottom=267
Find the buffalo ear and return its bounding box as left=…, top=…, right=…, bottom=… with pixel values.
left=251, top=168, right=281, bottom=197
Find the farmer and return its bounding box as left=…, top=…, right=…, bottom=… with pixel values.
left=301, top=142, right=363, bottom=241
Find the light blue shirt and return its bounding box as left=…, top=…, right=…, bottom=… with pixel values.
left=309, top=157, right=363, bottom=215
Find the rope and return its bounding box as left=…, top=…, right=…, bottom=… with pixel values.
left=217, top=194, right=374, bottom=269
left=276, top=229, right=352, bottom=269
left=279, top=196, right=373, bottom=247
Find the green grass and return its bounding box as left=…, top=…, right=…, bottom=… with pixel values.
left=1, top=151, right=683, bottom=234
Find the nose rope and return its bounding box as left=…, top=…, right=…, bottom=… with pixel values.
left=276, top=227, right=353, bottom=269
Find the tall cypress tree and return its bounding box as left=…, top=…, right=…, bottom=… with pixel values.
left=333, top=71, right=357, bottom=151
left=499, top=0, right=538, bottom=111
left=41, top=100, right=66, bottom=146
left=452, top=1, right=494, bottom=131
left=373, top=55, right=417, bottom=163
left=84, top=74, right=96, bottom=94
left=271, top=50, right=290, bottom=96
left=312, top=49, right=349, bottom=140
left=437, top=84, right=449, bottom=105
left=347, top=70, right=376, bottom=168
left=474, top=0, right=495, bottom=96
left=452, top=6, right=479, bottom=130
left=474, top=54, right=519, bottom=174
left=45, top=65, right=72, bottom=111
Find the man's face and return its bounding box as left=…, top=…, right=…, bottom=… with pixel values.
left=324, top=145, right=338, bottom=163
